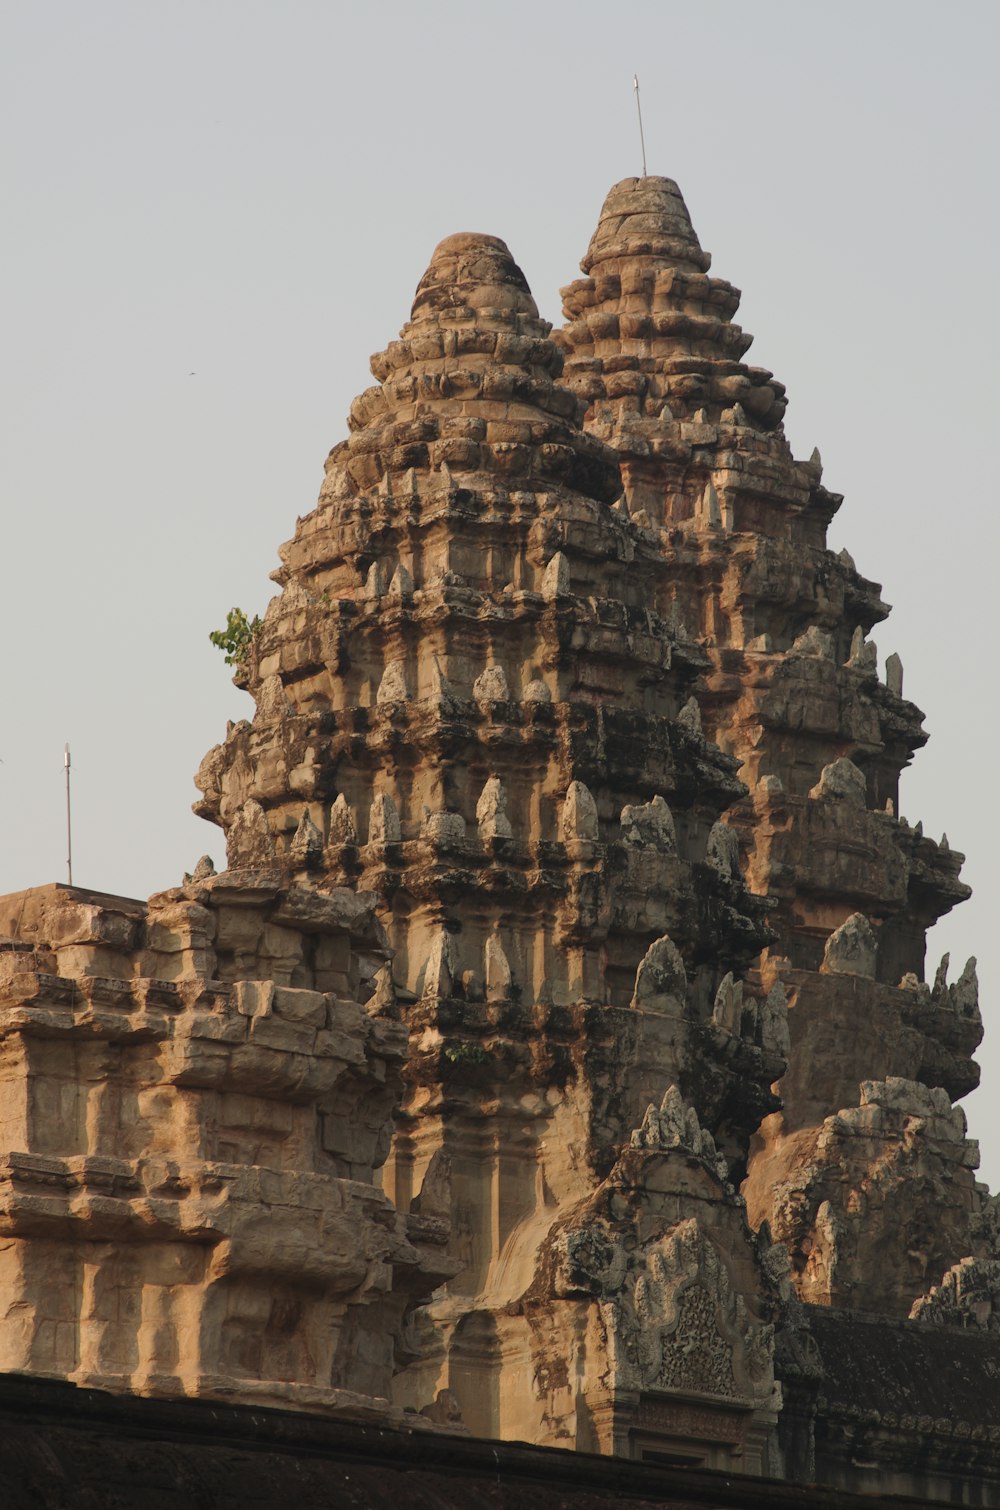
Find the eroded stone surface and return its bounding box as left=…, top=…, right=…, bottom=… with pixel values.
left=0, top=880, right=455, bottom=1416
left=192, top=225, right=785, bottom=1462
left=555, top=175, right=984, bottom=1319
left=0, top=173, right=994, bottom=1500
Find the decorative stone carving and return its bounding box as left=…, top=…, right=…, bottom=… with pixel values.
left=227, top=798, right=276, bottom=869
left=368, top=793, right=401, bottom=845
left=0, top=878, right=455, bottom=1414
left=377, top=659, right=409, bottom=705
left=472, top=665, right=510, bottom=701
left=885, top=651, right=904, bottom=697
left=561, top=780, right=599, bottom=843
left=484, top=927, right=512, bottom=1002
left=388, top=563, right=414, bottom=602
left=328, top=793, right=357, bottom=845
left=809, top=758, right=867, bottom=805
left=541, top=551, right=570, bottom=599
left=631, top=935, right=686, bottom=1014
left=555, top=173, right=981, bottom=1331
left=476, top=777, right=513, bottom=841
left=911, top=1257, right=1000, bottom=1331
left=620, top=794, right=676, bottom=853
left=706, top=820, right=741, bottom=880
left=290, top=808, right=323, bottom=869
left=822, top=913, right=877, bottom=978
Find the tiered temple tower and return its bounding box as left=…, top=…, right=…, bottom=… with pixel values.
left=194, top=231, right=790, bottom=1463
left=1, top=174, right=999, bottom=1502
left=554, top=177, right=986, bottom=1317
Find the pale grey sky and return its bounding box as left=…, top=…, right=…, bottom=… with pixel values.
left=3, top=0, right=998, bottom=1174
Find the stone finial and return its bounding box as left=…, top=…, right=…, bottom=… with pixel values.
left=522, top=676, right=552, bottom=704
left=429, top=654, right=460, bottom=711
left=630, top=1085, right=728, bottom=1180
left=953, top=957, right=978, bottom=1017
left=761, top=981, right=791, bottom=1059
left=476, top=776, right=513, bottom=840
left=472, top=664, right=510, bottom=701
left=810, top=446, right=822, bottom=473
left=290, top=809, right=323, bottom=869
left=541, top=551, right=571, bottom=600
left=580, top=176, right=709, bottom=277
left=484, top=926, right=512, bottom=1002
left=822, top=913, right=877, bottom=978
left=711, top=972, right=743, bottom=1035
left=368, top=793, right=401, bottom=845
left=227, top=799, right=276, bottom=870
left=191, top=855, right=216, bottom=882
left=376, top=659, right=409, bottom=704
left=328, top=793, right=357, bottom=845
left=561, top=780, right=599, bottom=842
left=411, top=1149, right=452, bottom=1222
left=847, top=627, right=878, bottom=671
left=936, top=956, right=980, bottom=1020
left=706, top=820, right=741, bottom=880
left=369, top=963, right=399, bottom=1019
left=631, top=934, right=686, bottom=1014
left=885, top=652, right=904, bottom=697
left=365, top=562, right=387, bottom=601
left=422, top=808, right=467, bottom=847
left=677, top=696, right=702, bottom=734
left=933, top=952, right=951, bottom=995
left=809, top=757, right=867, bottom=805
left=620, top=794, right=676, bottom=853
left=422, top=930, right=454, bottom=999
left=791, top=625, right=834, bottom=659
left=387, top=564, right=414, bottom=602
left=701, top=480, right=721, bottom=527
left=412, top=231, right=538, bottom=322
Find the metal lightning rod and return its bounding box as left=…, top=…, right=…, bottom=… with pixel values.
left=633, top=74, right=647, bottom=178
left=64, top=743, right=73, bottom=886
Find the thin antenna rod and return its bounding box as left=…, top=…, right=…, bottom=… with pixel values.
left=633, top=74, right=647, bottom=178
left=64, top=743, right=73, bottom=886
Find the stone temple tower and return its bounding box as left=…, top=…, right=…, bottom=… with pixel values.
left=195, top=229, right=792, bottom=1463
left=555, top=177, right=986, bottom=1319
left=1, top=173, right=998, bottom=1501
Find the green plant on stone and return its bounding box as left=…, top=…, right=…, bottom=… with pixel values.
left=443, top=1041, right=489, bottom=1065
left=209, top=607, right=263, bottom=667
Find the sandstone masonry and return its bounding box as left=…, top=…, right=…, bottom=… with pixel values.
left=0, top=174, right=997, bottom=1504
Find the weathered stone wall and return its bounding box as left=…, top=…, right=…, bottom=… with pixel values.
left=0, top=879, right=453, bottom=1415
